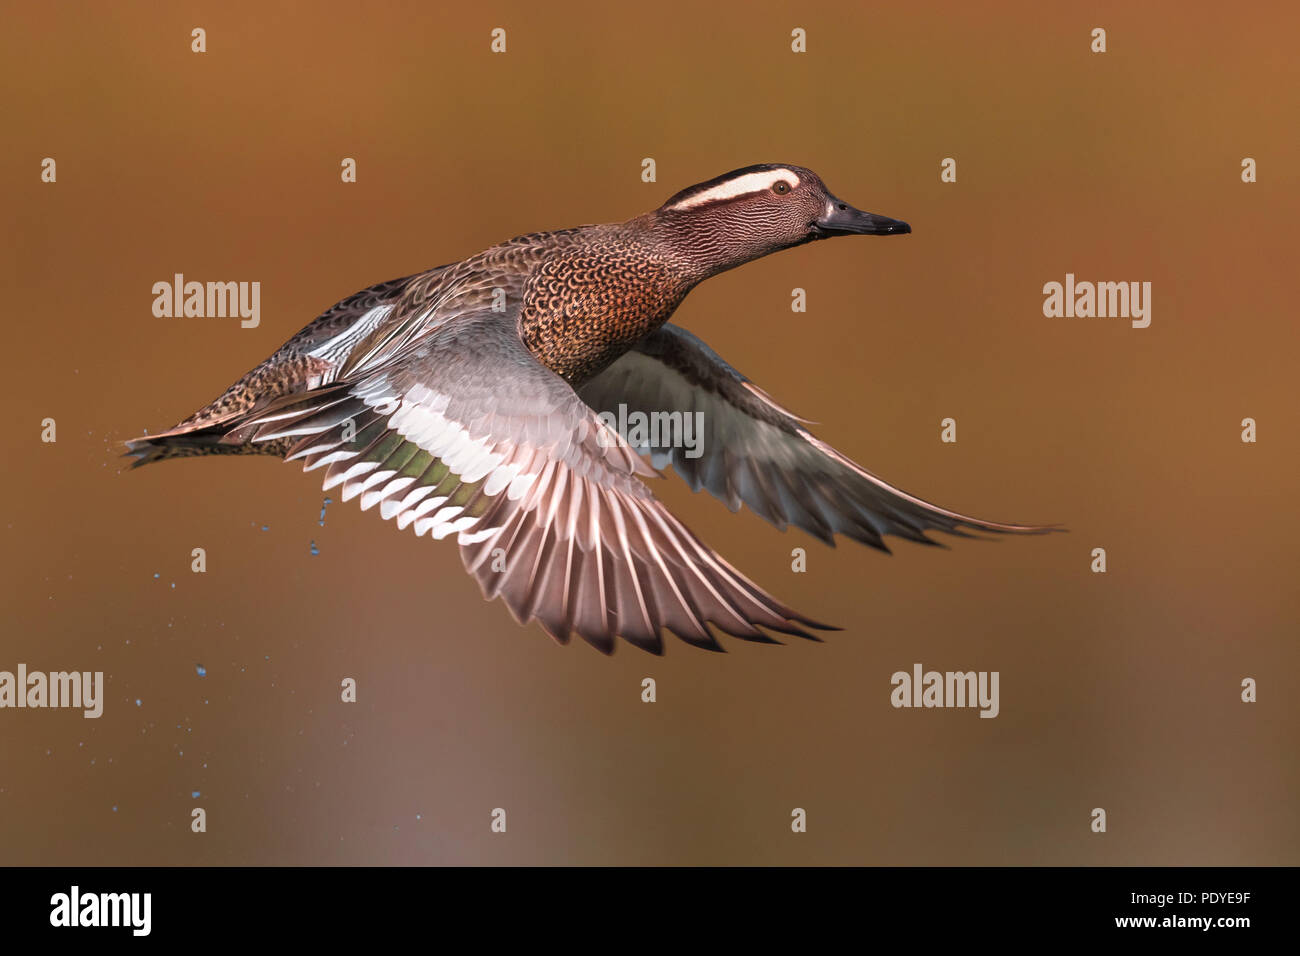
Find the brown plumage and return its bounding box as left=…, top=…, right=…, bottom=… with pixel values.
left=127, top=164, right=1057, bottom=654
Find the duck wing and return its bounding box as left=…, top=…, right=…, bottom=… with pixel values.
left=577, top=323, right=1057, bottom=551
left=240, top=312, right=830, bottom=655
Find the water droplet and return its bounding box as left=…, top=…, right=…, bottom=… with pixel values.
left=153, top=573, right=160, bottom=579
left=195, top=665, right=206, bottom=677
left=191, top=790, right=201, bottom=798
left=309, top=540, right=319, bottom=556
left=135, top=699, right=142, bottom=707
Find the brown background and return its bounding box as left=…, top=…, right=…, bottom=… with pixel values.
left=2, top=1, right=1296, bottom=865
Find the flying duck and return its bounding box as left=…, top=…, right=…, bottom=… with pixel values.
left=127, top=164, right=1052, bottom=654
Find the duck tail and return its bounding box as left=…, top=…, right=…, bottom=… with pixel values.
left=123, top=426, right=226, bottom=469
left=123, top=424, right=290, bottom=469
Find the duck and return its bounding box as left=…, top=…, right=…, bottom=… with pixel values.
left=127, top=164, right=1054, bottom=655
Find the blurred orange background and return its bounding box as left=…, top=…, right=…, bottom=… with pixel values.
left=2, top=0, right=1296, bottom=864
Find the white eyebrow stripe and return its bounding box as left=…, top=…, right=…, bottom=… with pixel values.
left=667, top=169, right=800, bottom=210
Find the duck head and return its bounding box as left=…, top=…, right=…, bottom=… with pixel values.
left=649, top=163, right=910, bottom=277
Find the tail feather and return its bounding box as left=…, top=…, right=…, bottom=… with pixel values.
left=123, top=427, right=291, bottom=469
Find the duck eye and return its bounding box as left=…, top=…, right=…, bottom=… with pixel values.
left=772, top=181, right=791, bottom=195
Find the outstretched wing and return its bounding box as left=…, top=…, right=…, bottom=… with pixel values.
left=243, top=313, right=829, bottom=655
left=577, top=323, right=1056, bottom=551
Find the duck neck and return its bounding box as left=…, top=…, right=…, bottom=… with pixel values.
left=639, top=207, right=794, bottom=282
